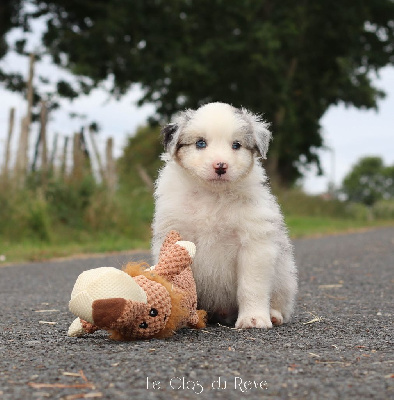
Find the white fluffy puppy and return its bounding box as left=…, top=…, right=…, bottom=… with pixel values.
left=152, top=102, right=297, bottom=329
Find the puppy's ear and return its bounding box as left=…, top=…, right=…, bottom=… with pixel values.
left=161, top=109, right=195, bottom=155
left=252, top=116, right=272, bottom=159
left=161, top=123, right=178, bottom=151
left=238, top=108, right=272, bottom=159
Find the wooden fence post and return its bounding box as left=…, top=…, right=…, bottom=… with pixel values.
left=31, top=101, right=48, bottom=176
left=136, top=164, right=154, bottom=190
left=15, top=53, right=35, bottom=184
left=49, top=133, right=58, bottom=174
left=15, top=118, right=28, bottom=182
left=72, top=132, right=84, bottom=181
left=60, top=136, right=69, bottom=177
left=88, top=126, right=105, bottom=182
left=40, top=101, right=48, bottom=175
left=2, top=107, right=15, bottom=182
left=105, top=137, right=116, bottom=192
left=40, top=101, right=48, bottom=187
left=31, top=126, right=41, bottom=172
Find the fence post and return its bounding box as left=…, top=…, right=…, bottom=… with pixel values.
left=31, top=125, right=41, bottom=172
left=61, top=136, right=69, bottom=177
left=40, top=101, right=48, bottom=172
left=40, top=101, right=48, bottom=187
left=105, top=137, right=116, bottom=192
left=31, top=101, right=48, bottom=175
left=136, top=164, right=154, bottom=190
left=2, top=107, right=15, bottom=182
left=15, top=53, right=35, bottom=184
left=72, top=132, right=84, bottom=181
left=88, top=126, right=105, bottom=182
left=49, top=133, right=58, bottom=174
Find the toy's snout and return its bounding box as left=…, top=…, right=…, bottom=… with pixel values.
left=92, top=298, right=149, bottom=329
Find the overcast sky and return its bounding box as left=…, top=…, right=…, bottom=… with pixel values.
left=0, top=22, right=393, bottom=194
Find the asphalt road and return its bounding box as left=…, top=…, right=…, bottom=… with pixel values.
left=0, top=227, right=393, bottom=400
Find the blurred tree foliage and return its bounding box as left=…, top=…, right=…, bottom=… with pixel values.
left=1, top=0, right=394, bottom=185
left=342, top=156, right=394, bottom=205
left=0, top=0, right=25, bottom=92
left=0, top=0, right=23, bottom=59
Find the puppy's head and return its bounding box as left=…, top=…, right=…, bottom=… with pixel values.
left=162, top=102, right=271, bottom=185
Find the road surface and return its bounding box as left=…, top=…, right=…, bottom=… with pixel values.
left=0, top=227, right=393, bottom=399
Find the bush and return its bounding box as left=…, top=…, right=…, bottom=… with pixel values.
left=118, top=125, right=163, bottom=190
left=274, top=188, right=349, bottom=218
left=0, top=175, right=126, bottom=244
left=84, top=189, right=119, bottom=230
left=344, top=202, right=372, bottom=221
left=113, top=186, right=154, bottom=241
left=341, top=156, right=394, bottom=206
left=45, top=176, right=97, bottom=228
left=372, top=199, right=394, bottom=219
left=27, top=193, right=52, bottom=241
left=0, top=190, right=29, bottom=240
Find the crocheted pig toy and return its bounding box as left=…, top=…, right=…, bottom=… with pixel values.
left=67, top=231, right=206, bottom=340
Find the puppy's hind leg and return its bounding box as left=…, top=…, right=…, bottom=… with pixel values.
left=270, top=256, right=298, bottom=324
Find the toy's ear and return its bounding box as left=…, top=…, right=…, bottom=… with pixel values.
left=237, top=108, right=272, bottom=159
left=161, top=230, right=182, bottom=250
left=69, top=267, right=147, bottom=324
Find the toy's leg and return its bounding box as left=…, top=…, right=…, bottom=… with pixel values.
left=67, top=317, right=99, bottom=337
left=154, top=241, right=195, bottom=280
left=188, top=310, right=207, bottom=329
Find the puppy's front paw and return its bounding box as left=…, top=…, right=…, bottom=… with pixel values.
left=235, top=314, right=273, bottom=329
left=270, top=309, right=284, bottom=326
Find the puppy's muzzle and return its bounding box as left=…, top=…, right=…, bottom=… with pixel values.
left=213, top=162, right=228, bottom=176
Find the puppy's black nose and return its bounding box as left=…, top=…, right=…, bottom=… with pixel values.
left=213, top=162, right=228, bottom=176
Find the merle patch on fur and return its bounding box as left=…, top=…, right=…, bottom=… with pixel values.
left=161, top=123, right=178, bottom=150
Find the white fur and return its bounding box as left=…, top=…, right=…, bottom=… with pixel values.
left=152, top=102, right=297, bottom=329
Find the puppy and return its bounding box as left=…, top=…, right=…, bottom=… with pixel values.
left=152, top=102, right=297, bottom=329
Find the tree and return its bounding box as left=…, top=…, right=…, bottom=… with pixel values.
left=0, top=0, right=25, bottom=92
left=1, top=1, right=394, bottom=185
left=342, top=156, right=394, bottom=205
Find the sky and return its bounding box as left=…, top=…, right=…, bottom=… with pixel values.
left=0, top=20, right=393, bottom=194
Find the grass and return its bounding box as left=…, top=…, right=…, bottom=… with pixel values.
left=1, top=179, right=393, bottom=265
left=2, top=216, right=393, bottom=265
left=286, top=216, right=394, bottom=238
left=1, top=235, right=150, bottom=264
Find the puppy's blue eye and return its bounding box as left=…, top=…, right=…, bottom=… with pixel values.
left=232, top=141, right=241, bottom=150
left=196, top=139, right=207, bottom=149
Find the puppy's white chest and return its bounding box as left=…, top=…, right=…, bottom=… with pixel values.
left=182, top=190, right=241, bottom=239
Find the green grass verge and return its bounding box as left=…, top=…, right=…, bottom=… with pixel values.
left=286, top=216, right=394, bottom=238
left=2, top=218, right=393, bottom=265
left=0, top=235, right=150, bottom=264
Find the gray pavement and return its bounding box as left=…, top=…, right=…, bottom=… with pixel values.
left=0, top=227, right=393, bottom=399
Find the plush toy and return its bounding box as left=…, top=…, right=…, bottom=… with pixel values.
left=67, top=231, right=206, bottom=340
